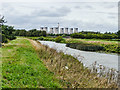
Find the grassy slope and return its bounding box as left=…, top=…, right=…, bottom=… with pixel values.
left=2, top=37, right=117, bottom=88
left=2, top=38, right=62, bottom=88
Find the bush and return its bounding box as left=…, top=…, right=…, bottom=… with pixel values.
left=2, top=34, right=8, bottom=43
left=55, top=36, right=64, bottom=43
left=38, top=37, right=44, bottom=40
left=7, top=35, right=16, bottom=40
left=66, top=43, right=104, bottom=52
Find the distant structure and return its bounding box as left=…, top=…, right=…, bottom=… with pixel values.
left=64, top=28, right=69, bottom=34
left=69, top=28, right=73, bottom=34
left=60, top=28, right=64, bottom=34
left=44, top=27, right=48, bottom=33
left=54, top=27, right=59, bottom=34
left=74, top=28, right=78, bottom=33
left=40, top=23, right=79, bottom=34
left=40, top=27, right=44, bottom=31
left=40, top=27, right=48, bottom=33
left=49, top=28, right=54, bottom=34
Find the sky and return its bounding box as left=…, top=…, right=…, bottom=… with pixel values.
left=0, top=0, right=119, bottom=33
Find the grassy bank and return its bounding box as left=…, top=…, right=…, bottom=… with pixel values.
left=3, top=37, right=117, bottom=88
left=32, top=40, right=117, bottom=88
left=2, top=38, right=62, bottom=88
left=28, top=36, right=119, bottom=54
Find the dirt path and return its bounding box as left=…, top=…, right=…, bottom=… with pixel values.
left=27, top=38, right=41, bottom=50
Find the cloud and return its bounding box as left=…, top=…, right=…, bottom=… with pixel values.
left=31, top=6, right=71, bottom=17
left=0, top=2, right=118, bottom=33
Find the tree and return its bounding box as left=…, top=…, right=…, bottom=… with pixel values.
left=0, top=15, right=7, bottom=26
left=55, top=36, right=64, bottom=43
left=117, top=30, right=120, bottom=39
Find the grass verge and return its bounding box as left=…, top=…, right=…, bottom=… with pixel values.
left=2, top=37, right=62, bottom=88
left=2, top=37, right=117, bottom=88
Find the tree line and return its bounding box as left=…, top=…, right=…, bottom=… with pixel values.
left=1, top=26, right=47, bottom=43
left=0, top=16, right=47, bottom=43
left=14, top=29, right=46, bottom=37
left=70, top=31, right=119, bottom=39
left=0, top=16, right=16, bottom=43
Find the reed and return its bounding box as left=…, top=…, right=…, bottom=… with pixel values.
left=34, top=40, right=118, bottom=88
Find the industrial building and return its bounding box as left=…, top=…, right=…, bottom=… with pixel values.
left=40, top=27, right=44, bottom=31
left=49, top=28, right=54, bottom=34
left=40, top=27, right=48, bottom=33
left=54, top=27, right=59, bottom=34
left=40, top=24, right=79, bottom=34
left=60, top=28, right=64, bottom=34
left=74, top=28, right=78, bottom=33
left=69, top=28, right=73, bottom=34
left=64, top=28, right=69, bottom=34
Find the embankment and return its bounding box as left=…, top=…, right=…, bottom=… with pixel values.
left=2, top=37, right=118, bottom=88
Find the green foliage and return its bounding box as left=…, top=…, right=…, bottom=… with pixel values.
left=14, top=29, right=46, bottom=37
left=1, top=25, right=16, bottom=43
left=31, top=37, right=56, bottom=41
left=101, top=44, right=119, bottom=53
left=55, top=36, right=64, bottom=43
left=2, top=34, right=8, bottom=43
left=70, top=31, right=118, bottom=39
left=66, top=39, right=119, bottom=53
left=117, top=30, right=120, bottom=39
left=66, top=43, right=104, bottom=52
left=2, top=38, right=61, bottom=88
left=7, top=35, right=16, bottom=40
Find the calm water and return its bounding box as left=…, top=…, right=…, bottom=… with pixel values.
left=39, top=40, right=118, bottom=71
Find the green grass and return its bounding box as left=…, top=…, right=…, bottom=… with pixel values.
left=0, top=47, right=2, bottom=89
left=2, top=37, right=117, bottom=88
left=2, top=37, right=62, bottom=88
left=66, top=39, right=119, bottom=53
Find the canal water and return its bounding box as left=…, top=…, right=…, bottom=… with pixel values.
left=38, top=40, right=118, bottom=71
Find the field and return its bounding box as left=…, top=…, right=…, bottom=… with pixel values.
left=1, top=37, right=118, bottom=88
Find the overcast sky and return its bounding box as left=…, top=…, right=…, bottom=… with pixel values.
left=0, top=0, right=119, bottom=33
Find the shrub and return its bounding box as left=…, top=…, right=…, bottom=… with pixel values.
left=7, top=35, right=16, bottom=40
left=55, top=36, right=64, bottom=43
left=38, top=37, right=44, bottom=40
left=2, top=34, right=8, bottom=43
left=66, top=43, right=104, bottom=52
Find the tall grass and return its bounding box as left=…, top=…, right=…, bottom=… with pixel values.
left=34, top=40, right=118, bottom=88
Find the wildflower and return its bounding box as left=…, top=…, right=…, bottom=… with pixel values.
left=65, top=66, right=69, bottom=69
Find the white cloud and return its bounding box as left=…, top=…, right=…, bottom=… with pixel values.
left=1, top=0, right=119, bottom=2
left=0, top=2, right=118, bottom=33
